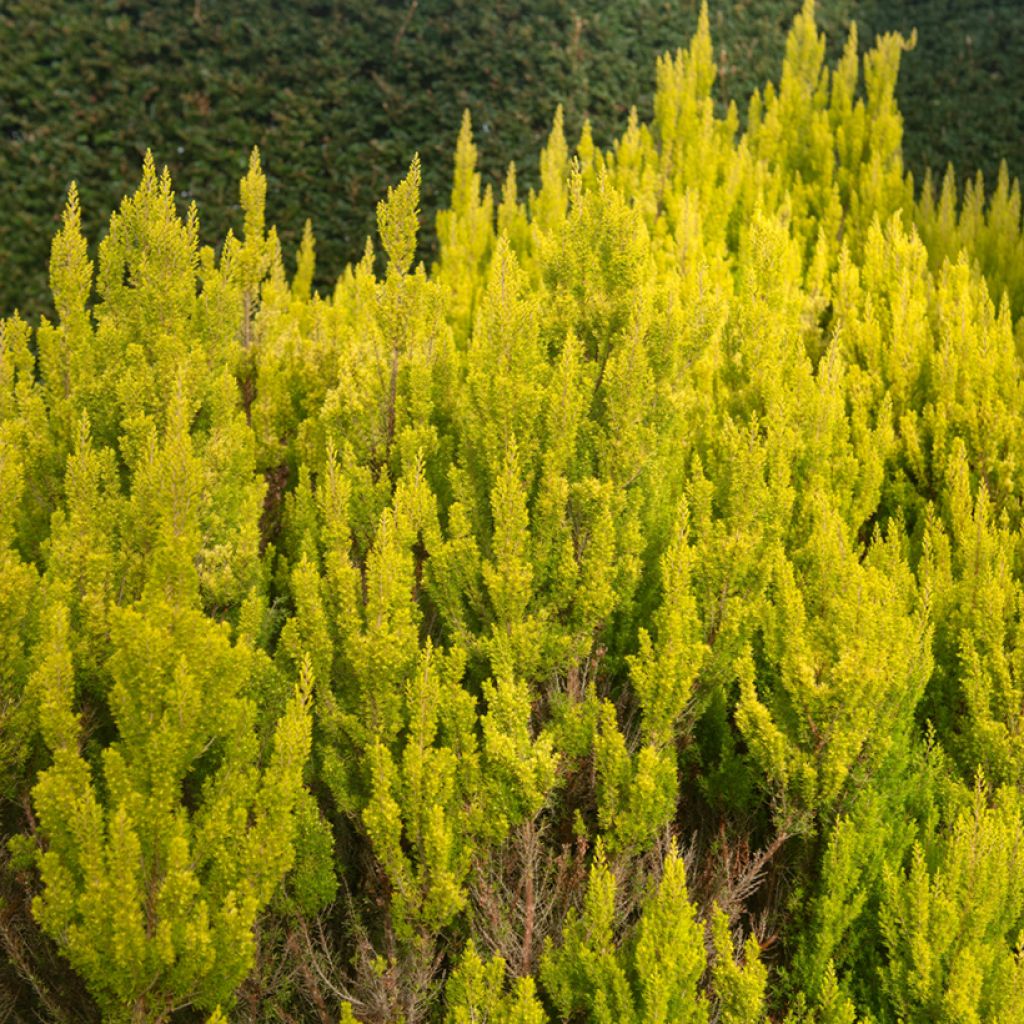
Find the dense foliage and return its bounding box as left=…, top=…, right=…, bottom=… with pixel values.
left=4, top=3, right=1024, bottom=1021
left=2, top=0, right=1021, bottom=320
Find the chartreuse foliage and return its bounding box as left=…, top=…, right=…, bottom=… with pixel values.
left=879, top=780, right=1024, bottom=1024
left=539, top=844, right=766, bottom=1024
left=6, top=2, right=1024, bottom=1022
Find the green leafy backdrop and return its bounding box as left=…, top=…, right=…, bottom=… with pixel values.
left=1, top=0, right=1021, bottom=317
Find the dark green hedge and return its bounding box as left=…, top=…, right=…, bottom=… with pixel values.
left=1, top=0, right=1021, bottom=319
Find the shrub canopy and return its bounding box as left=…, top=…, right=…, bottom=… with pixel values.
left=4, top=3, right=1024, bottom=1023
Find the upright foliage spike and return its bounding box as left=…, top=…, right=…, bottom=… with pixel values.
left=378, top=156, right=422, bottom=276
left=292, top=218, right=317, bottom=300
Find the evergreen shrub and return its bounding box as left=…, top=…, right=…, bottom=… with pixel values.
left=4, top=3, right=1024, bottom=1021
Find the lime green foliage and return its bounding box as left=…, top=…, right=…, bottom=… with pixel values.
left=30, top=597, right=313, bottom=1020
left=711, top=906, right=769, bottom=1024
left=540, top=844, right=765, bottom=1023
left=5, top=156, right=318, bottom=1023
left=445, top=942, right=546, bottom=1024
left=880, top=782, right=1024, bottom=1024
left=6, top=3, right=1024, bottom=1022
left=0, top=318, right=40, bottom=798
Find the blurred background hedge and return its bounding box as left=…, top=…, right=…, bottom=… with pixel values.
left=1, top=0, right=1021, bottom=319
